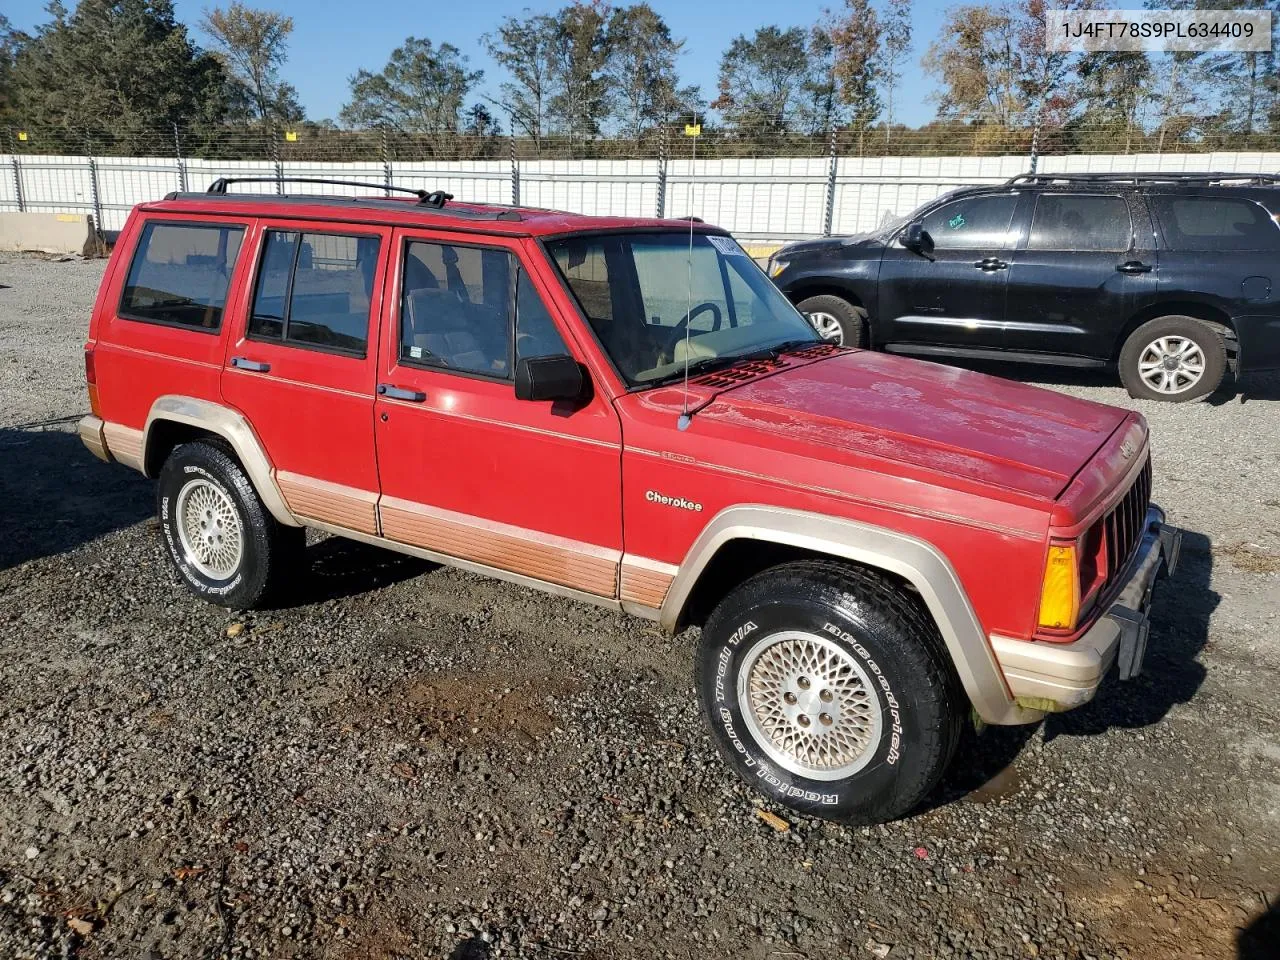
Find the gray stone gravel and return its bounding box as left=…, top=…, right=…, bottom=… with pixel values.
left=0, top=255, right=1278, bottom=960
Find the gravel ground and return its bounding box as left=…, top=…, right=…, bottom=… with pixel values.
left=0, top=254, right=1277, bottom=960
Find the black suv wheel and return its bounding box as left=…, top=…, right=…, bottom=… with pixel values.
left=156, top=439, right=302, bottom=608
left=795, top=295, right=868, bottom=347
left=695, top=560, right=964, bottom=825
left=1118, top=315, right=1227, bottom=402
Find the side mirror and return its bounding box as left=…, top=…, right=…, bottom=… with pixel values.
left=900, top=221, right=934, bottom=255
left=515, top=354, right=584, bottom=402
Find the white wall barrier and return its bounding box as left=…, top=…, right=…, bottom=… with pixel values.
left=2, top=151, right=1278, bottom=243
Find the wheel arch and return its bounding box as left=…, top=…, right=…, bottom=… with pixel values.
left=143, top=395, right=301, bottom=527
left=1115, top=301, right=1238, bottom=361
left=786, top=281, right=867, bottom=312
left=660, top=505, right=1038, bottom=726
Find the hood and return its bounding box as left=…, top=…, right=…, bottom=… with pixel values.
left=694, top=351, right=1128, bottom=502
left=777, top=234, right=881, bottom=259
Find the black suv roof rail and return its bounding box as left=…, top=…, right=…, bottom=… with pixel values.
left=1008, top=171, right=1280, bottom=187
left=162, top=177, right=524, bottom=221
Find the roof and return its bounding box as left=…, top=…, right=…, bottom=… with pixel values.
left=139, top=179, right=726, bottom=239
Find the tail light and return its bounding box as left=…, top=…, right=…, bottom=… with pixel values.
left=1038, top=541, right=1082, bottom=631
left=85, top=345, right=101, bottom=417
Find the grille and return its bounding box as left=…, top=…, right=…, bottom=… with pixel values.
left=1101, top=457, right=1152, bottom=582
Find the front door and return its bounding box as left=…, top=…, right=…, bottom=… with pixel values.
left=220, top=221, right=391, bottom=534
left=877, top=192, right=1021, bottom=352
left=1003, top=192, right=1158, bottom=360
left=372, top=229, right=623, bottom=598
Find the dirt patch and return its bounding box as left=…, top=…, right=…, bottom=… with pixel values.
left=1222, top=542, right=1280, bottom=574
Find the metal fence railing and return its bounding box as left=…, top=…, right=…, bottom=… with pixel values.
left=4, top=132, right=1280, bottom=242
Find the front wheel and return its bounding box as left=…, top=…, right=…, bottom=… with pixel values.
left=695, top=561, right=964, bottom=825
left=795, top=295, right=868, bottom=348
left=1118, top=316, right=1227, bottom=402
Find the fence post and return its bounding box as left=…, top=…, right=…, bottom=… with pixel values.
left=173, top=122, right=188, bottom=192
left=822, top=126, right=838, bottom=237
left=381, top=127, right=393, bottom=197
left=270, top=126, right=283, bottom=194
left=85, top=135, right=105, bottom=249
left=1028, top=113, right=1042, bottom=174
left=510, top=131, right=520, bottom=207
left=655, top=126, right=668, bottom=218
left=8, top=132, right=24, bottom=213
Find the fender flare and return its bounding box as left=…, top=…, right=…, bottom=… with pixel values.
left=143, top=395, right=302, bottom=527
left=659, top=504, right=1038, bottom=726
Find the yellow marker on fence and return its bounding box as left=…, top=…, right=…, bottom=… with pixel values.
left=684, top=123, right=701, bottom=137
left=284, top=131, right=298, bottom=142
left=16, top=131, right=28, bottom=142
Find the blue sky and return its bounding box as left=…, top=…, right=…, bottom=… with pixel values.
left=6, top=0, right=950, bottom=126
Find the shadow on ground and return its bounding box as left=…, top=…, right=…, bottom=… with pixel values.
left=1238, top=897, right=1280, bottom=959
left=0, top=424, right=152, bottom=571
left=280, top=535, right=436, bottom=608
left=933, top=528, right=1216, bottom=806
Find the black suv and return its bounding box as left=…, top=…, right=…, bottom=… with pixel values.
left=769, top=173, right=1280, bottom=401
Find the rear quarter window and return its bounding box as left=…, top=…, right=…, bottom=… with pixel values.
left=1151, top=195, right=1280, bottom=251
left=119, top=221, right=244, bottom=331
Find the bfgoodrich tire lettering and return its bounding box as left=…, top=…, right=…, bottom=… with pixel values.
left=157, top=439, right=295, bottom=609
left=695, top=561, right=964, bottom=824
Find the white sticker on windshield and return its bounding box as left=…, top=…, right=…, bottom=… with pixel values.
left=707, top=235, right=746, bottom=257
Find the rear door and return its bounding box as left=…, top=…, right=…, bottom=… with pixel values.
left=220, top=220, right=392, bottom=534
left=1003, top=192, right=1157, bottom=359
left=876, top=192, right=1021, bottom=351
left=371, top=229, right=623, bottom=598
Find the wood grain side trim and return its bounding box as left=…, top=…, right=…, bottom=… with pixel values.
left=620, top=555, right=678, bottom=609
left=101, top=422, right=144, bottom=472
left=277, top=471, right=379, bottom=536
left=379, top=495, right=620, bottom=597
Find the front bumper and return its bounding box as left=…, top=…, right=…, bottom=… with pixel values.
left=990, top=506, right=1182, bottom=714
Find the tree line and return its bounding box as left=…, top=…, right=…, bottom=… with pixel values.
left=1, top=0, right=1278, bottom=158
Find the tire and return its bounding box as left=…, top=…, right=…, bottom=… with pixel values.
left=156, top=439, right=296, bottom=609
left=1118, top=315, right=1227, bottom=402
left=695, top=561, right=965, bottom=825
left=795, top=295, right=868, bottom=348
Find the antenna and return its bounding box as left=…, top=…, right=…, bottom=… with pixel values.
left=677, top=109, right=698, bottom=432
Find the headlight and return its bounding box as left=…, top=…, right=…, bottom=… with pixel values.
left=769, top=259, right=790, bottom=278
left=1038, top=541, right=1082, bottom=630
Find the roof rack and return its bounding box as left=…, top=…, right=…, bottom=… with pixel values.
left=206, top=177, right=462, bottom=208
left=174, top=178, right=523, bottom=221
left=1008, top=172, right=1280, bottom=187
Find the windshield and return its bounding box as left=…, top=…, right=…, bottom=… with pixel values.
left=546, top=231, right=820, bottom=386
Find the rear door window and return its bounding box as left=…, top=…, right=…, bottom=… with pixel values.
left=248, top=230, right=380, bottom=356
left=119, top=221, right=245, bottom=331
left=1027, top=194, right=1132, bottom=251
left=918, top=195, right=1018, bottom=250
left=1151, top=196, right=1280, bottom=251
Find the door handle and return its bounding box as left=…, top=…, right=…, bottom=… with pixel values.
left=1116, top=260, right=1153, bottom=274
left=378, top=383, right=426, bottom=402
left=230, top=356, right=270, bottom=372
left=973, top=257, right=1008, bottom=271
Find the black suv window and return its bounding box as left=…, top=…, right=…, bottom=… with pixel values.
left=249, top=230, right=380, bottom=355
left=1028, top=195, right=1131, bottom=251
left=1151, top=195, right=1280, bottom=251
left=120, top=221, right=244, bottom=331
left=400, top=241, right=514, bottom=378
left=919, top=195, right=1018, bottom=250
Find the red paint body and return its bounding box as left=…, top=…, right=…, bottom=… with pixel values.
left=88, top=194, right=1148, bottom=643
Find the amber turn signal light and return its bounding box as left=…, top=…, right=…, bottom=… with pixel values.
left=1038, top=542, right=1081, bottom=631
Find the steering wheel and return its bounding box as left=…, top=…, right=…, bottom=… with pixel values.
left=670, top=301, right=723, bottom=338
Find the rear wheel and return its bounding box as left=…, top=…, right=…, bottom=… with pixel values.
left=695, top=561, right=964, bottom=824
left=156, top=439, right=299, bottom=609
left=796, top=295, right=868, bottom=347
left=1118, top=316, right=1226, bottom=402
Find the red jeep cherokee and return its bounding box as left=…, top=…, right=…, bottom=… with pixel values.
left=78, top=178, right=1182, bottom=824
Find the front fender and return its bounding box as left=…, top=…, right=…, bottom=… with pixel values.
left=662, top=504, right=1040, bottom=726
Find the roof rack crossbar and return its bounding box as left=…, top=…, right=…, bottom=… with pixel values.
left=207, top=176, right=432, bottom=201
left=1007, top=171, right=1280, bottom=186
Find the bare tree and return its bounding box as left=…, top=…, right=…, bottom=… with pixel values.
left=828, top=0, right=883, bottom=148
left=483, top=11, right=559, bottom=151
left=879, top=0, right=911, bottom=143
left=202, top=2, right=301, bottom=122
